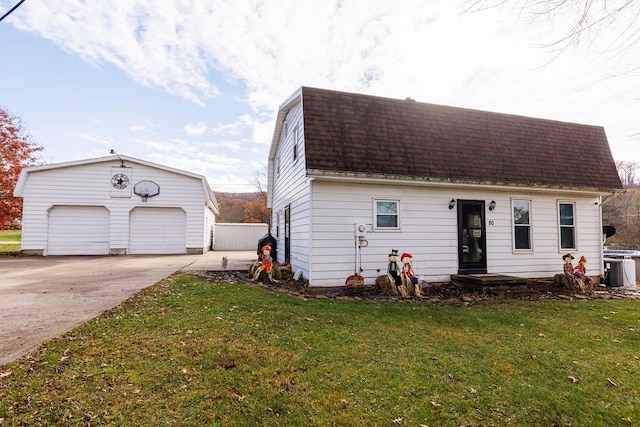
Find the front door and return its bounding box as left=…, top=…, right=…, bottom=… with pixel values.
left=457, top=200, right=487, bottom=274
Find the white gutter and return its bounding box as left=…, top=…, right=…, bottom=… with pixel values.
left=306, top=169, right=618, bottom=197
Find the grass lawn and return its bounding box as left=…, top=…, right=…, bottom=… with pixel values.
left=0, top=230, right=21, bottom=256
left=1, top=273, right=639, bottom=426
left=0, top=230, right=21, bottom=242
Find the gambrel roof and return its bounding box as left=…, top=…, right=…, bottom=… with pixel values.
left=295, top=87, right=622, bottom=191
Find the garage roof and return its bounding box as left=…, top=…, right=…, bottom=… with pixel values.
left=14, top=155, right=219, bottom=212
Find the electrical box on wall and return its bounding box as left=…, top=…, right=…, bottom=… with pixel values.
left=354, top=223, right=367, bottom=237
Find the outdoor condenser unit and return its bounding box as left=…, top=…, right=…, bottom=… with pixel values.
left=604, top=258, right=636, bottom=289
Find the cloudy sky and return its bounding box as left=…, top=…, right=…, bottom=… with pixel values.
left=1, top=0, right=638, bottom=192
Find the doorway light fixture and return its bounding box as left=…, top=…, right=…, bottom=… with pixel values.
left=489, top=200, right=496, bottom=211
left=448, top=198, right=456, bottom=210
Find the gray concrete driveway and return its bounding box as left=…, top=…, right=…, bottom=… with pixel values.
left=0, top=251, right=256, bottom=366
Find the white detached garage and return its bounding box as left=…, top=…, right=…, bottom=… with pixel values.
left=13, top=155, right=219, bottom=256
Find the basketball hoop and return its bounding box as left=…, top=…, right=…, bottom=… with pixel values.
left=133, top=180, right=160, bottom=202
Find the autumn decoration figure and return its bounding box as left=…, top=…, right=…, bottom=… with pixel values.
left=573, top=256, right=595, bottom=291
left=250, top=244, right=281, bottom=283
left=375, top=249, right=402, bottom=295
left=400, top=252, right=423, bottom=298
left=554, top=253, right=594, bottom=292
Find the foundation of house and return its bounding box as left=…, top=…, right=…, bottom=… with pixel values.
left=451, top=274, right=540, bottom=298
left=451, top=274, right=528, bottom=286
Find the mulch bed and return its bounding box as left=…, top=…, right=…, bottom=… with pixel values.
left=195, top=271, right=640, bottom=303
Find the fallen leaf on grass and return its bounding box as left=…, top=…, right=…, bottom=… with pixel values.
left=339, top=399, right=348, bottom=406
left=622, top=417, right=632, bottom=423
left=304, top=317, right=314, bottom=321
left=430, top=401, right=441, bottom=407
left=568, top=376, right=580, bottom=384
left=230, top=392, right=246, bottom=401
left=0, top=371, right=12, bottom=378
left=607, top=378, right=617, bottom=387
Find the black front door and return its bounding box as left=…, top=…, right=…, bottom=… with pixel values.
left=457, top=200, right=487, bottom=274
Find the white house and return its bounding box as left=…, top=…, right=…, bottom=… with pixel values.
left=267, top=87, right=623, bottom=287
left=13, top=155, right=218, bottom=256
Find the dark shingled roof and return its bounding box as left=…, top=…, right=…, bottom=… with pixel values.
left=300, top=87, right=622, bottom=191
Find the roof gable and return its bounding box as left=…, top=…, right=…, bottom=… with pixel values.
left=300, top=87, right=622, bottom=191
left=14, top=155, right=218, bottom=211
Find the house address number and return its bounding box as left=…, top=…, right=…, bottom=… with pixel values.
left=488, top=220, right=495, bottom=226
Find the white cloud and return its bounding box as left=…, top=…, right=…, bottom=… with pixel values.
left=6, top=0, right=640, bottom=187
left=184, top=122, right=208, bottom=136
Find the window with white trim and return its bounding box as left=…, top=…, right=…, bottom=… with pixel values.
left=558, top=202, right=576, bottom=250
left=375, top=200, right=399, bottom=229
left=512, top=199, right=532, bottom=250
left=293, top=126, right=299, bottom=162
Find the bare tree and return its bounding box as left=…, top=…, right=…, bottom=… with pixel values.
left=464, top=0, right=640, bottom=71
left=616, top=160, right=638, bottom=188
left=254, top=165, right=268, bottom=204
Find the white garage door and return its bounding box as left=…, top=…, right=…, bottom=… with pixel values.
left=129, top=207, right=186, bottom=254
left=48, top=206, right=110, bottom=255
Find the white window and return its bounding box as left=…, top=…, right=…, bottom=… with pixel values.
left=558, top=202, right=576, bottom=250
left=374, top=200, right=400, bottom=229
left=512, top=199, right=532, bottom=251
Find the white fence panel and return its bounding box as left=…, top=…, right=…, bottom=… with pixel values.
left=214, top=223, right=268, bottom=250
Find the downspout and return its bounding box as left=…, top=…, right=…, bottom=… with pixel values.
left=598, top=195, right=604, bottom=280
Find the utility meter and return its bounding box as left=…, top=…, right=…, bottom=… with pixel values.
left=354, top=223, right=367, bottom=237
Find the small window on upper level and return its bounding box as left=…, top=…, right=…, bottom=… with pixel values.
left=293, top=126, right=299, bottom=162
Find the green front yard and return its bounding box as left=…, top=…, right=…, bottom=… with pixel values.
left=1, top=273, right=639, bottom=426
left=0, top=230, right=21, bottom=242
left=0, top=230, right=20, bottom=256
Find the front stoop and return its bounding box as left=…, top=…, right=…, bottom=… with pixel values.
left=451, top=274, right=540, bottom=298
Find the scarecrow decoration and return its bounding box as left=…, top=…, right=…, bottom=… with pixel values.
left=400, top=253, right=423, bottom=298
left=563, top=253, right=575, bottom=275
left=375, top=249, right=402, bottom=295
left=553, top=253, right=594, bottom=292
left=388, top=249, right=401, bottom=287
left=573, top=255, right=595, bottom=291
left=250, top=244, right=281, bottom=283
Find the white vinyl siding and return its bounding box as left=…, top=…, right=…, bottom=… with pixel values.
left=129, top=207, right=186, bottom=254
left=47, top=206, right=110, bottom=255
left=304, top=183, right=604, bottom=286
left=269, top=103, right=311, bottom=270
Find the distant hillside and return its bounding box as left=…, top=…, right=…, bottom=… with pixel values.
left=214, top=192, right=269, bottom=223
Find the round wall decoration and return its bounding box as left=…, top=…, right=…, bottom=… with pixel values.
left=111, top=173, right=130, bottom=189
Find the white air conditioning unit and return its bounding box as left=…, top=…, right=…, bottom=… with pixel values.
left=354, top=223, right=367, bottom=237
left=604, top=258, right=636, bottom=289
